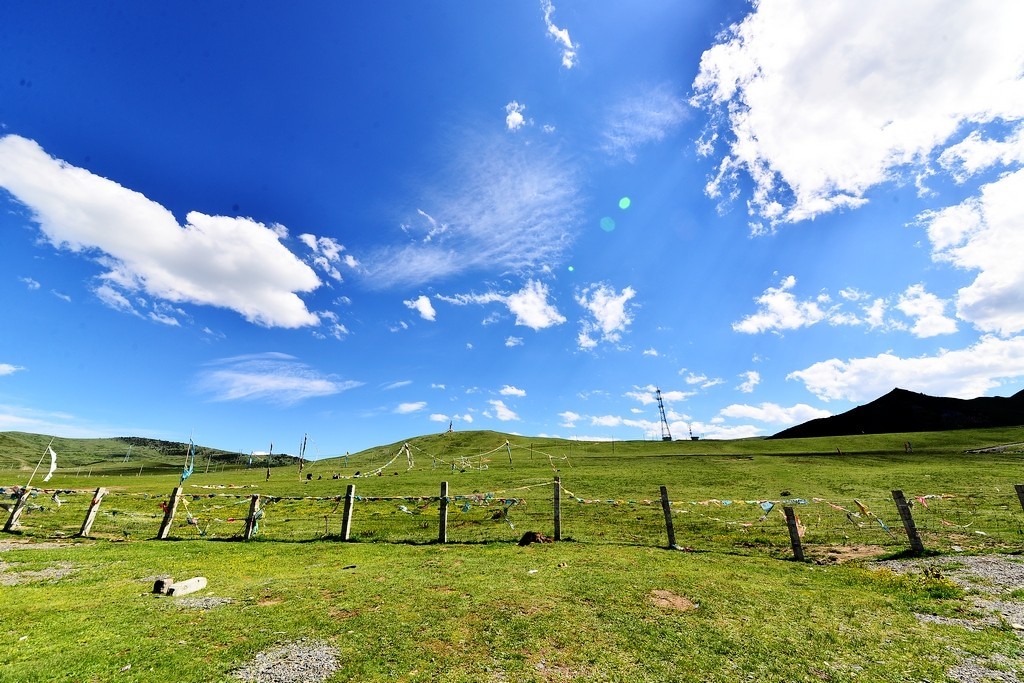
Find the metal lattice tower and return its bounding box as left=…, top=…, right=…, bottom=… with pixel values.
left=655, top=388, right=672, bottom=441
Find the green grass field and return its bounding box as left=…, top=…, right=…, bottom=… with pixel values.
left=2, top=428, right=1023, bottom=681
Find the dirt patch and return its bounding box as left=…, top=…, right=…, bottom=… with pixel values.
left=811, top=545, right=887, bottom=564
left=257, top=597, right=283, bottom=607
left=650, top=589, right=698, bottom=611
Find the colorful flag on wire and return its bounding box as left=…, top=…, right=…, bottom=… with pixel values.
left=42, top=446, right=57, bottom=482
left=180, top=441, right=195, bottom=483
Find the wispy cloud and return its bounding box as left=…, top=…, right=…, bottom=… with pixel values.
left=197, top=352, right=360, bottom=404
left=0, top=135, right=322, bottom=328
left=439, top=280, right=566, bottom=331
left=500, top=385, right=526, bottom=397
left=395, top=401, right=427, bottom=414
left=360, top=134, right=582, bottom=288
left=601, top=84, right=688, bottom=162
left=540, top=1, right=579, bottom=69
left=383, top=380, right=413, bottom=390
left=0, top=363, right=25, bottom=376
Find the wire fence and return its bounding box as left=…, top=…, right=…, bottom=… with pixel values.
left=4, top=481, right=1024, bottom=559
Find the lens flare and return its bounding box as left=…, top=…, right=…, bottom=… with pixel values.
left=600, top=216, right=616, bottom=232
left=619, top=197, right=631, bottom=210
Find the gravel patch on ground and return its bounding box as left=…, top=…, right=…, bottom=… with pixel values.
left=872, top=554, right=1024, bottom=683
left=231, top=639, right=339, bottom=683
left=173, top=596, right=235, bottom=610
left=0, top=559, right=76, bottom=585
left=0, top=540, right=77, bottom=552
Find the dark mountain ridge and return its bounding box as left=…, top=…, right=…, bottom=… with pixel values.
left=770, top=387, right=1024, bottom=439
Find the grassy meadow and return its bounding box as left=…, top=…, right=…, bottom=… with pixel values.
left=1, top=428, right=1023, bottom=681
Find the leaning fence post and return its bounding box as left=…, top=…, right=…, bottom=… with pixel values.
left=1015, top=484, right=1024, bottom=513
left=438, top=481, right=449, bottom=544
left=660, top=485, right=677, bottom=549
left=783, top=506, right=805, bottom=561
left=3, top=487, right=32, bottom=532
left=242, top=494, right=261, bottom=540
left=891, top=490, right=925, bottom=554
left=553, top=476, right=562, bottom=541
left=77, top=487, right=107, bottom=537
left=156, top=487, right=182, bottom=539
left=340, top=484, right=355, bottom=541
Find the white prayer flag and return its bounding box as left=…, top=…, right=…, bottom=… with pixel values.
left=42, top=446, right=57, bottom=482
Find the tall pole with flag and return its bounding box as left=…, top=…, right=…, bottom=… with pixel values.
left=26, top=437, right=57, bottom=487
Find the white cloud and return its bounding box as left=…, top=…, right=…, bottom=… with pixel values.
left=149, top=311, right=180, bottom=326
left=506, top=280, right=566, bottom=330
left=939, top=124, right=1024, bottom=183
left=431, top=383, right=446, bottom=390
left=429, top=413, right=449, bottom=423
left=197, top=353, right=361, bottom=404
left=0, top=363, right=25, bottom=376
left=918, top=169, right=1024, bottom=336
left=439, top=280, right=566, bottom=331
left=505, top=101, right=529, bottom=131
left=692, top=1, right=1024, bottom=227
left=559, top=410, right=581, bottom=428
left=500, top=385, right=526, bottom=397
left=895, top=284, right=957, bottom=338
left=315, top=310, right=350, bottom=340
left=788, top=334, right=1024, bottom=402
left=298, top=233, right=352, bottom=282
left=95, top=282, right=139, bottom=315
left=404, top=294, right=437, bottom=321
left=505, top=336, right=524, bottom=347
left=383, top=380, right=412, bottom=390
left=360, top=134, right=582, bottom=287
left=19, top=277, right=39, bottom=290
left=719, top=402, right=830, bottom=425
left=624, top=385, right=692, bottom=405
left=488, top=399, right=520, bottom=421
left=51, top=290, right=71, bottom=303
left=642, top=348, right=658, bottom=357
left=737, top=370, right=760, bottom=393
left=576, top=283, right=637, bottom=348
left=395, top=401, right=427, bottom=414
left=733, top=276, right=825, bottom=333
left=0, top=135, right=322, bottom=328
left=540, top=0, right=578, bottom=69
left=602, top=84, right=688, bottom=162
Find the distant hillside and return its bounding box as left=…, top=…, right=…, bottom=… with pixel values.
left=770, top=388, right=1024, bottom=439
left=0, top=432, right=299, bottom=470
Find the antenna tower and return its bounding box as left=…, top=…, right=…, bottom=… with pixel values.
left=655, top=388, right=672, bottom=441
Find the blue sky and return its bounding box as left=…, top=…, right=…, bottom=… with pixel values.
left=2, top=1, right=1024, bottom=457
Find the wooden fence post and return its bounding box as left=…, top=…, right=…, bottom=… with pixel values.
left=660, top=485, right=677, bottom=549
left=783, top=506, right=805, bottom=561
left=438, top=481, right=448, bottom=544
left=3, top=487, right=32, bottom=532
left=242, top=494, right=261, bottom=540
left=340, top=485, right=355, bottom=541
left=553, top=476, right=561, bottom=541
left=77, top=487, right=107, bottom=537
left=156, top=487, right=182, bottom=539
left=1014, top=484, right=1024, bottom=513
left=891, top=490, right=925, bottom=554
